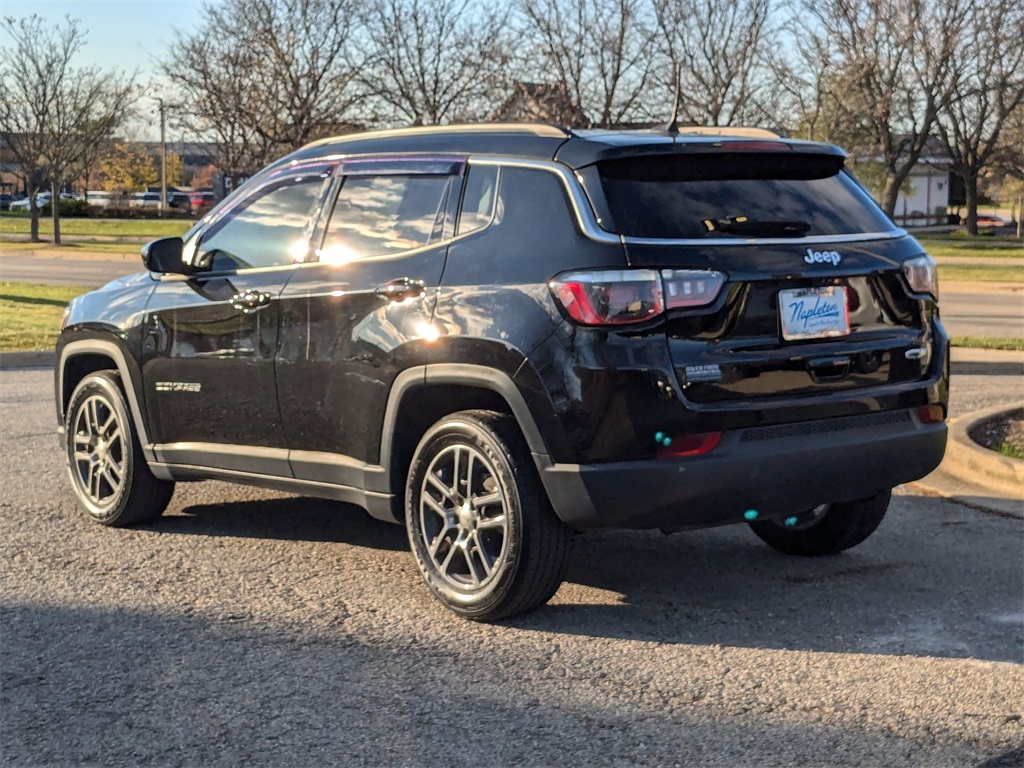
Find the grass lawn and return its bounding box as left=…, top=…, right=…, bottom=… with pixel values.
left=938, top=264, right=1024, bottom=282
left=0, top=214, right=191, bottom=238
left=0, top=282, right=92, bottom=351
left=916, top=233, right=1024, bottom=259
left=950, top=336, right=1024, bottom=352
left=998, top=441, right=1024, bottom=460
left=0, top=240, right=142, bottom=254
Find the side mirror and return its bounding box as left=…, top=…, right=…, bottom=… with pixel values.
left=141, top=237, right=188, bottom=274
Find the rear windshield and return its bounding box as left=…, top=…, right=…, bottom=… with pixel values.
left=588, top=153, right=895, bottom=239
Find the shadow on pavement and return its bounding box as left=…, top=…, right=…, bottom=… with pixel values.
left=1, top=602, right=995, bottom=767
left=143, top=491, right=1023, bottom=664
left=148, top=496, right=408, bottom=552
left=510, top=494, right=1023, bottom=664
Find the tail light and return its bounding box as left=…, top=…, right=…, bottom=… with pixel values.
left=903, top=255, right=938, bottom=300
left=550, top=269, right=725, bottom=326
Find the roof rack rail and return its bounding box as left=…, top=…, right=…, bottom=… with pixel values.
left=674, top=126, right=782, bottom=139
left=301, top=122, right=574, bottom=151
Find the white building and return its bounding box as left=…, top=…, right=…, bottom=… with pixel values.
left=893, top=158, right=954, bottom=226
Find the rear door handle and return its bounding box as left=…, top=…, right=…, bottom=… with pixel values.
left=231, top=290, right=271, bottom=313
left=375, top=277, right=426, bottom=302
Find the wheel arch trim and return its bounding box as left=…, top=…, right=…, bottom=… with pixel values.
left=58, top=340, right=156, bottom=463
left=379, top=364, right=551, bottom=476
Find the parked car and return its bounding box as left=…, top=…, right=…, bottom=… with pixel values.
left=188, top=191, right=215, bottom=215
left=0, top=193, right=13, bottom=211
left=9, top=192, right=77, bottom=211
left=129, top=192, right=162, bottom=209
left=55, top=124, right=949, bottom=621
left=961, top=214, right=1008, bottom=227
left=168, top=192, right=191, bottom=211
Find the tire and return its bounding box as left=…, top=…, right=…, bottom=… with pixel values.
left=405, top=410, right=572, bottom=621
left=748, top=489, right=892, bottom=556
left=64, top=370, right=174, bottom=527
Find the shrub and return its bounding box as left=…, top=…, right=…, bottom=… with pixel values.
left=40, top=198, right=90, bottom=217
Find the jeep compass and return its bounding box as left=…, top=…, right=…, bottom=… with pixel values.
left=55, top=124, right=948, bottom=620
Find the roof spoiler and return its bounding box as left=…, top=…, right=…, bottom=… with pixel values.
left=672, top=126, right=783, bottom=139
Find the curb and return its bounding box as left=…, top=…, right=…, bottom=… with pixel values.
left=0, top=350, right=55, bottom=369
left=942, top=403, right=1024, bottom=501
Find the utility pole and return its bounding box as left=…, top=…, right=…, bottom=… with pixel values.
left=156, top=97, right=168, bottom=216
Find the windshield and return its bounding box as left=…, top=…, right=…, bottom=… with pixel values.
left=588, top=153, right=896, bottom=239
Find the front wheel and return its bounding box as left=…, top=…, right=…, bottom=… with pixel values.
left=406, top=410, right=572, bottom=621
left=65, top=371, right=175, bottom=526
left=748, top=490, right=892, bottom=556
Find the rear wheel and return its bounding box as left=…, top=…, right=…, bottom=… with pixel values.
left=65, top=371, right=174, bottom=527
left=748, top=489, right=892, bottom=556
left=406, top=410, right=572, bottom=621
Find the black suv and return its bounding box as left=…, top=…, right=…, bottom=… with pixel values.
left=55, top=124, right=948, bottom=620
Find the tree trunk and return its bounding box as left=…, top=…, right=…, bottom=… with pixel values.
left=880, top=173, right=903, bottom=218
left=51, top=180, right=62, bottom=246
left=1017, top=194, right=1023, bottom=240
left=28, top=184, right=40, bottom=242
left=964, top=174, right=979, bottom=237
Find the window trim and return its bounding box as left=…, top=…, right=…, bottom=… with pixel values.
left=578, top=157, right=902, bottom=244
left=181, top=161, right=338, bottom=274
left=455, top=165, right=500, bottom=237
left=310, top=158, right=466, bottom=266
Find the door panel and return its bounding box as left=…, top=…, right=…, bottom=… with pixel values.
left=276, top=163, right=459, bottom=476
left=141, top=164, right=336, bottom=466
left=142, top=270, right=294, bottom=453
left=277, top=246, right=447, bottom=470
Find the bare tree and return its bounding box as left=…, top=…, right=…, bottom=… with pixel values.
left=796, top=0, right=967, bottom=216
left=364, top=0, right=514, bottom=126
left=0, top=16, right=136, bottom=243
left=651, top=0, right=773, bottom=127
left=515, top=0, right=655, bottom=128
left=45, top=68, right=136, bottom=244
left=164, top=0, right=364, bottom=182
left=765, top=20, right=863, bottom=143
left=0, top=16, right=72, bottom=242
left=164, top=23, right=275, bottom=185
left=993, top=107, right=1024, bottom=238
left=936, top=0, right=1024, bottom=234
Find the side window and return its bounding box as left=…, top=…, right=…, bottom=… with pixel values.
left=196, top=170, right=331, bottom=271
left=457, top=165, right=498, bottom=235
left=319, top=174, right=450, bottom=265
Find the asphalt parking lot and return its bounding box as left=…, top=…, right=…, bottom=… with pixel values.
left=1, top=367, right=1022, bottom=767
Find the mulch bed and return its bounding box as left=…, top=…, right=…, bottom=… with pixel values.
left=969, top=408, right=1024, bottom=459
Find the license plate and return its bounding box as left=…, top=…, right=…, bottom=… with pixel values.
left=779, top=286, right=849, bottom=341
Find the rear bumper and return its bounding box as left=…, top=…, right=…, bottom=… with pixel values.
left=539, top=410, right=946, bottom=531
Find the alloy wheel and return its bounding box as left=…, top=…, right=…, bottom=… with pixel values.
left=418, top=443, right=510, bottom=592
left=70, top=394, right=125, bottom=508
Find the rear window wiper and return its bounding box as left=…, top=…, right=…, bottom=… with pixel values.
left=703, top=217, right=811, bottom=238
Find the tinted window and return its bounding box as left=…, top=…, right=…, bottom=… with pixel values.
left=320, top=174, right=450, bottom=265
left=593, top=153, right=895, bottom=239
left=197, top=170, right=331, bottom=270
left=457, top=165, right=498, bottom=234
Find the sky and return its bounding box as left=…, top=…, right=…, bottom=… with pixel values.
left=1, top=0, right=208, bottom=138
